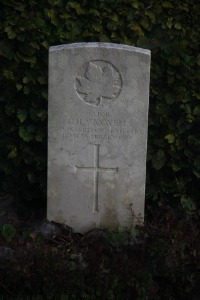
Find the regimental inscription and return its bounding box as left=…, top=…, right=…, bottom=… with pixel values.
left=75, top=60, right=122, bottom=106
left=75, top=144, right=118, bottom=213
left=49, top=113, right=144, bottom=142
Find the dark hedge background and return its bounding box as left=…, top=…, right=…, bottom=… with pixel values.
left=0, top=1, right=200, bottom=299
left=0, top=0, right=200, bottom=214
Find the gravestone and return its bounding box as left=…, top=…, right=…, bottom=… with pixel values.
left=47, top=43, right=151, bottom=233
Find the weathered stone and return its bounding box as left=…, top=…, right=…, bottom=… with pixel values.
left=47, top=43, right=151, bottom=233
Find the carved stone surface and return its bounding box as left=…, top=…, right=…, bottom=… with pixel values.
left=75, top=60, right=122, bottom=106
left=75, top=144, right=118, bottom=213
left=47, top=43, right=151, bottom=233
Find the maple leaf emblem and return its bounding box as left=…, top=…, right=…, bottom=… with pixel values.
left=75, top=61, right=122, bottom=106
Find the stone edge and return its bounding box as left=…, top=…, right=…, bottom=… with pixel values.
left=49, top=42, right=151, bottom=56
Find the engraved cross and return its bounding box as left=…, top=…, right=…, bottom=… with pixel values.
left=75, top=144, right=118, bottom=213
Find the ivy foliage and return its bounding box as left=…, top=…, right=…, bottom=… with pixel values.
left=0, top=0, right=200, bottom=209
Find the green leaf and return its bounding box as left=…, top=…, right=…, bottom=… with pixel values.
left=17, top=110, right=27, bottom=123
left=167, top=17, right=173, bottom=29
left=33, top=16, right=46, bottom=27
left=92, top=23, right=102, bottom=33
left=2, top=224, right=16, bottom=242
left=23, top=56, right=37, bottom=64
left=19, top=126, right=33, bottom=142
left=67, top=2, right=77, bottom=8
left=181, top=196, right=196, bottom=212
left=23, top=77, right=29, bottom=84
left=174, top=23, right=182, bottom=30
left=131, top=2, right=139, bottom=9
left=29, top=41, right=40, bottom=50
left=47, top=9, right=59, bottom=25
left=193, top=93, right=200, bottom=100
left=169, top=56, right=180, bottom=65
left=194, top=156, right=200, bottom=169
left=140, top=19, right=150, bottom=30
left=144, top=11, right=155, bottom=23
left=162, top=1, right=173, bottom=8
left=89, top=9, right=100, bottom=16
left=193, top=106, right=200, bottom=115
left=4, top=26, right=16, bottom=39
left=129, top=23, right=143, bottom=34
left=165, top=134, right=175, bottom=144
left=41, top=41, right=49, bottom=49
left=37, top=76, right=47, bottom=84
left=193, top=170, right=200, bottom=179
left=171, top=163, right=181, bottom=172
left=176, top=87, right=187, bottom=96
left=152, top=150, right=166, bottom=170
left=8, top=147, right=17, bottom=159
left=75, top=4, right=86, bottom=15
left=60, top=12, right=71, bottom=19
left=165, top=93, right=175, bottom=104
left=15, top=3, right=25, bottom=11
left=16, top=83, right=23, bottom=91
left=2, top=70, right=14, bottom=80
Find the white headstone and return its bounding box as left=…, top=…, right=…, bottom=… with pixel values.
left=47, top=43, right=151, bottom=233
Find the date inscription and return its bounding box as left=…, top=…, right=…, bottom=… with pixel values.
left=49, top=113, right=143, bottom=142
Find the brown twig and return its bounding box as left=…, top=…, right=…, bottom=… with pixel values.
left=0, top=283, right=15, bottom=297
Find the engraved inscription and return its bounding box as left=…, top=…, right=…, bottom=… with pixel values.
left=75, top=60, right=122, bottom=106
left=75, top=144, right=118, bottom=213
left=49, top=114, right=144, bottom=142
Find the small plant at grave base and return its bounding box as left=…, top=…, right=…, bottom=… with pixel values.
left=1, top=223, right=16, bottom=242
left=129, top=204, right=143, bottom=226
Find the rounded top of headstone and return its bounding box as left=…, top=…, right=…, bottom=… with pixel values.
left=49, top=42, right=151, bottom=56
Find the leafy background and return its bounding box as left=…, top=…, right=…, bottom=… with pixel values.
left=0, top=0, right=200, bottom=299
left=0, top=0, right=200, bottom=211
